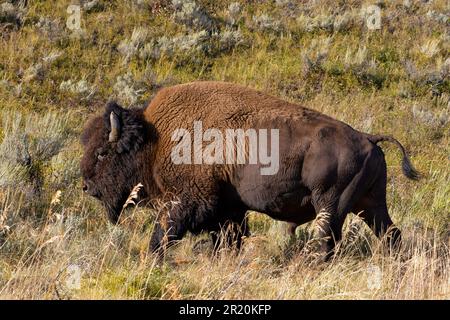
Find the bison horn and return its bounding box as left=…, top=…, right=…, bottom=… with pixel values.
left=109, top=112, right=120, bottom=142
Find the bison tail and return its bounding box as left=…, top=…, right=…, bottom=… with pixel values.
left=366, top=134, right=420, bottom=181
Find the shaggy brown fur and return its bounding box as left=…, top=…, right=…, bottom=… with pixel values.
left=80, top=81, right=419, bottom=259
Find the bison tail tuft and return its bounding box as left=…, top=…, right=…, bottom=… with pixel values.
left=401, top=152, right=420, bottom=180
left=366, top=134, right=420, bottom=181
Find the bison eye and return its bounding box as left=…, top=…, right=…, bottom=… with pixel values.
left=96, top=148, right=107, bottom=161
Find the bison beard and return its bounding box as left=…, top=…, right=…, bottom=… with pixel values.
left=80, top=81, right=419, bottom=261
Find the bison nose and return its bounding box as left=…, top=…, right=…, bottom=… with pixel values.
left=82, top=182, right=88, bottom=193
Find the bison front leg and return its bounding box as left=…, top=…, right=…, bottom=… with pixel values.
left=232, top=216, right=250, bottom=249
left=211, top=215, right=249, bottom=253
left=286, top=222, right=298, bottom=237
left=149, top=220, right=185, bottom=258
left=149, top=201, right=190, bottom=257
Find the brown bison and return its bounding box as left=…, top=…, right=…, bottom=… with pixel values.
left=81, top=81, right=419, bottom=259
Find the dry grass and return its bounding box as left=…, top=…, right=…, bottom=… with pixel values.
left=0, top=189, right=448, bottom=299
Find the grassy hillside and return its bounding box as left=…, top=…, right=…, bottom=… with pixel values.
left=0, top=0, right=448, bottom=299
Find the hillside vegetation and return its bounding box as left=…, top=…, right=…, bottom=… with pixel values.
left=0, top=0, right=448, bottom=299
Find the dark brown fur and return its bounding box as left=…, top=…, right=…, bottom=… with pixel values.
left=81, top=81, right=419, bottom=259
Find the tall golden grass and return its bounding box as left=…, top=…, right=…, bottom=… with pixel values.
left=0, top=187, right=448, bottom=299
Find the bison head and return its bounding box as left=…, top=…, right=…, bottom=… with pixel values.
left=80, top=101, right=150, bottom=223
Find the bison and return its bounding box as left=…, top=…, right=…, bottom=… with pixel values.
left=81, top=81, right=419, bottom=259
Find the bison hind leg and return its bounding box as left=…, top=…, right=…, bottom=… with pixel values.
left=305, top=206, right=346, bottom=262
left=355, top=199, right=402, bottom=253
left=353, top=161, right=402, bottom=253
left=355, top=202, right=402, bottom=252
left=308, top=157, right=378, bottom=260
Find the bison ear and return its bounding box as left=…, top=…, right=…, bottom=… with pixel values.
left=103, top=101, right=146, bottom=154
